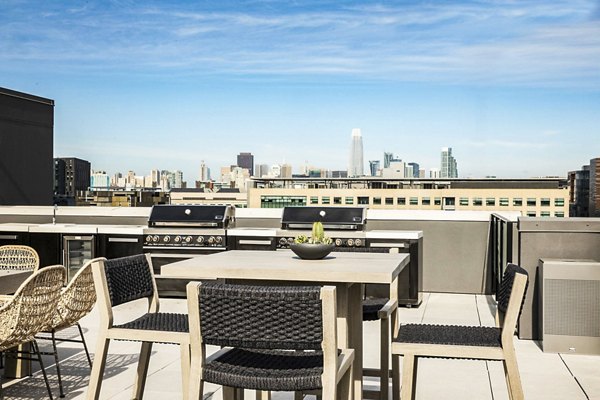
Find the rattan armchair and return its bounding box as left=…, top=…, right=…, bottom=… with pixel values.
left=186, top=282, right=355, bottom=400
left=391, top=263, right=528, bottom=400
left=86, top=254, right=190, bottom=400
left=36, top=258, right=100, bottom=398
left=0, top=265, right=66, bottom=400
left=0, top=245, right=39, bottom=271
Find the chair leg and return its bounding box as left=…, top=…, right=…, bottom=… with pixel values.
left=339, top=360, right=353, bottom=400
left=76, top=323, right=93, bottom=368
left=188, top=349, right=203, bottom=400
left=392, top=354, right=400, bottom=400
left=132, top=341, right=153, bottom=399
left=380, top=316, right=390, bottom=400
left=400, top=354, right=417, bottom=400
left=255, top=390, right=270, bottom=400
left=86, top=337, right=110, bottom=400
left=50, top=330, right=65, bottom=398
left=180, top=343, right=190, bottom=400
left=503, top=347, right=524, bottom=400
left=223, top=386, right=243, bottom=400
left=31, top=340, right=54, bottom=400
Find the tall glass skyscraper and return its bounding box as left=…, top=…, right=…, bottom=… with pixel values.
left=441, top=147, right=458, bottom=178
left=348, top=128, right=364, bottom=177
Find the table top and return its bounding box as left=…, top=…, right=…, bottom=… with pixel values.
left=0, top=269, right=32, bottom=294
left=161, top=250, right=409, bottom=284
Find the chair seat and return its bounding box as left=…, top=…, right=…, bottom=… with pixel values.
left=204, top=348, right=324, bottom=391
left=397, top=324, right=502, bottom=347
left=362, top=297, right=389, bottom=321
left=114, top=312, right=189, bottom=335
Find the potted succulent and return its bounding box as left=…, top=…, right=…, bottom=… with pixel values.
left=290, top=211, right=335, bottom=259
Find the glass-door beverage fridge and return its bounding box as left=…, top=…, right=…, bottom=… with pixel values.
left=63, top=235, right=95, bottom=281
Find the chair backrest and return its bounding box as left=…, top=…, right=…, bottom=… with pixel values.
left=497, top=263, right=528, bottom=338
left=0, top=245, right=40, bottom=271
left=194, top=282, right=327, bottom=350
left=0, top=265, right=66, bottom=350
left=103, top=254, right=155, bottom=307
left=50, top=258, right=101, bottom=330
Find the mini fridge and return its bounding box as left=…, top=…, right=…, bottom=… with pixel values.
left=63, top=235, right=95, bottom=281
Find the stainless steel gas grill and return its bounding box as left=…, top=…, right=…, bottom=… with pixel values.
left=143, top=205, right=235, bottom=274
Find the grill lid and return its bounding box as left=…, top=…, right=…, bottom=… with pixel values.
left=281, top=207, right=366, bottom=230
left=148, top=205, right=234, bottom=228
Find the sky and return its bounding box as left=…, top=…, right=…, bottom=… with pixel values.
left=1, top=0, right=599, bottom=181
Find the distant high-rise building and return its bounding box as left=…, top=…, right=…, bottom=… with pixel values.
left=430, top=168, right=440, bottom=178
left=589, top=158, right=600, bottom=217
left=331, top=170, right=348, bottom=178
left=54, top=157, right=91, bottom=198
left=255, top=164, right=269, bottom=178
left=90, top=171, right=110, bottom=189
left=151, top=169, right=161, bottom=187
left=174, top=170, right=184, bottom=189
left=281, top=163, right=293, bottom=178
left=418, top=169, right=426, bottom=178
left=381, top=161, right=406, bottom=178
left=237, top=152, right=254, bottom=175
left=348, top=128, right=364, bottom=177
left=441, top=147, right=458, bottom=178
left=383, top=152, right=394, bottom=169
left=407, top=162, right=420, bottom=178
left=568, top=165, right=590, bottom=217
left=269, top=164, right=281, bottom=178
left=199, top=161, right=210, bottom=182
left=369, top=160, right=380, bottom=177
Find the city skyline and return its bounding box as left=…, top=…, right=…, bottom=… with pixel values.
left=1, top=1, right=599, bottom=180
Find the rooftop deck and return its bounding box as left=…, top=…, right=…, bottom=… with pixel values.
left=2, top=291, right=598, bottom=399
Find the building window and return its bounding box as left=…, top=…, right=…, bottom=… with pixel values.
left=486, top=198, right=496, bottom=206
left=554, top=198, right=565, bottom=207
left=513, top=198, right=523, bottom=207
left=397, top=197, right=406, bottom=205
left=499, top=198, right=509, bottom=206
left=434, top=197, right=441, bottom=206
left=261, top=196, right=307, bottom=208
left=345, top=197, right=354, bottom=205
left=526, top=211, right=536, bottom=217
left=409, top=197, right=418, bottom=205
left=334, top=197, right=342, bottom=205
left=385, top=197, right=394, bottom=205
left=373, top=197, right=382, bottom=205
left=473, top=198, right=483, bottom=206
left=555, top=211, right=565, bottom=217
left=310, top=196, right=318, bottom=204
left=322, top=196, right=330, bottom=204
left=540, top=198, right=550, bottom=207
left=540, top=211, right=551, bottom=217
left=422, top=197, right=431, bottom=205
left=358, top=196, right=369, bottom=205
left=459, top=197, right=469, bottom=206
left=527, top=198, right=536, bottom=207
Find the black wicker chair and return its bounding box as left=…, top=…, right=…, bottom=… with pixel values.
left=186, top=282, right=354, bottom=400
left=86, top=254, right=190, bottom=400
left=391, top=263, right=528, bottom=400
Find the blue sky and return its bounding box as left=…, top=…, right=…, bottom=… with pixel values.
left=1, top=0, right=599, bottom=180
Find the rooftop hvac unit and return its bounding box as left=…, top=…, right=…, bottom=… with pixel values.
left=539, top=259, right=600, bottom=355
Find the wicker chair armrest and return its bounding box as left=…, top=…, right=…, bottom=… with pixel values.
left=336, top=348, right=355, bottom=383
left=377, top=298, right=398, bottom=319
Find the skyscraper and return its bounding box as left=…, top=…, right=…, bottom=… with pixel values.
left=383, top=152, right=394, bottom=168
left=407, top=162, right=420, bottom=178
left=369, top=160, right=380, bottom=177
left=237, top=152, right=254, bottom=175
left=441, top=147, right=458, bottom=178
left=199, top=161, right=210, bottom=182
left=348, top=128, right=364, bottom=177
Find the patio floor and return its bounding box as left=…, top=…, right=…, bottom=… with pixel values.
left=2, top=292, right=599, bottom=399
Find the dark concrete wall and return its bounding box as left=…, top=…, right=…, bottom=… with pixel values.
left=0, top=88, right=54, bottom=205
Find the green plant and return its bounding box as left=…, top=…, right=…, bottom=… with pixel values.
left=294, top=221, right=332, bottom=245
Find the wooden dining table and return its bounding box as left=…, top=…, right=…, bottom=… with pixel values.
left=161, top=249, right=409, bottom=399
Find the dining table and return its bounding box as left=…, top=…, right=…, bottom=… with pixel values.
left=161, top=249, right=410, bottom=399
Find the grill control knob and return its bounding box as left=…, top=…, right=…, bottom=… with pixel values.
left=347, top=239, right=354, bottom=247
left=196, top=236, right=205, bottom=244
left=287, top=237, right=294, bottom=244
left=354, top=238, right=362, bottom=247
left=208, top=236, right=216, bottom=244
left=334, top=238, right=343, bottom=247
left=145, top=235, right=152, bottom=243
left=279, top=238, right=288, bottom=246
left=215, top=236, right=223, bottom=244
left=174, top=236, right=182, bottom=243
left=184, top=236, right=192, bottom=243
left=163, top=235, right=171, bottom=243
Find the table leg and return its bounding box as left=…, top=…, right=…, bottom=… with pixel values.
left=3, top=343, right=31, bottom=379
left=348, top=282, right=363, bottom=400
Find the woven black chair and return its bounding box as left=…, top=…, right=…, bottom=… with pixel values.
left=186, top=282, right=354, bottom=400
left=391, top=263, right=528, bottom=400
left=86, top=254, right=190, bottom=400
